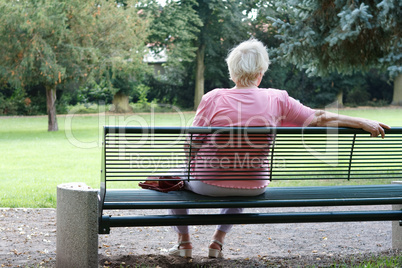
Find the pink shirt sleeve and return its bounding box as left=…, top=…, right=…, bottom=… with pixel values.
left=192, top=92, right=215, bottom=127
left=280, top=92, right=316, bottom=127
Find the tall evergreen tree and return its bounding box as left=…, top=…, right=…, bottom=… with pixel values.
left=192, top=0, right=253, bottom=109
left=0, top=0, right=149, bottom=131
left=269, top=0, right=401, bottom=105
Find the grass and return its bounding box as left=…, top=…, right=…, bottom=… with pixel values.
left=0, top=111, right=195, bottom=208
left=97, top=252, right=402, bottom=268
left=332, top=253, right=402, bottom=267
left=0, top=107, right=401, bottom=208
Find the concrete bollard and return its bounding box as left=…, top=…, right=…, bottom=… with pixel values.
left=56, top=182, right=99, bottom=268
left=392, top=181, right=402, bottom=250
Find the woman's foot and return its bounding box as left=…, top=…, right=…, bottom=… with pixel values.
left=208, top=229, right=226, bottom=258
left=168, top=241, right=192, bottom=258
left=208, top=240, right=223, bottom=258
left=168, top=233, right=192, bottom=258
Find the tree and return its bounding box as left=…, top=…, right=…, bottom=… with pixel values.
left=269, top=0, right=401, bottom=105
left=191, top=0, right=254, bottom=109
left=0, top=0, right=149, bottom=131
left=144, top=0, right=202, bottom=67
left=143, top=0, right=254, bottom=109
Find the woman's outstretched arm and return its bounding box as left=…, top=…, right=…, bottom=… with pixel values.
left=309, top=110, right=391, bottom=138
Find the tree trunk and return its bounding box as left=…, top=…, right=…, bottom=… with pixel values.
left=336, top=89, right=343, bottom=108
left=194, top=44, right=206, bottom=110
left=111, top=91, right=133, bottom=113
left=391, top=73, right=402, bottom=106
left=46, top=85, right=58, bottom=131
left=327, top=89, right=343, bottom=108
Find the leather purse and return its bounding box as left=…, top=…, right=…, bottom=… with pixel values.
left=138, top=176, right=184, bottom=193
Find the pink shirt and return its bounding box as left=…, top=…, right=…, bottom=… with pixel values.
left=191, top=88, right=316, bottom=189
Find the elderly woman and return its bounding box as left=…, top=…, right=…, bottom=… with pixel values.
left=168, top=39, right=389, bottom=258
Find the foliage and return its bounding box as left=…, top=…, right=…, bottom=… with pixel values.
left=66, top=103, right=110, bottom=114
left=0, top=0, right=150, bottom=129
left=196, top=0, right=257, bottom=87
left=260, top=64, right=392, bottom=108
left=247, top=12, right=394, bottom=109
left=244, top=0, right=394, bottom=108
left=0, top=88, right=40, bottom=115
left=144, top=61, right=195, bottom=109
left=142, top=0, right=202, bottom=67
left=269, top=0, right=401, bottom=77
left=76, top=80, right=115, bottom=105
left=141, top=0, right=394, bottom=109
left=144, top=0, right=261, bottom=108
left=139, top=0, right=202, bottom=108
left=130, top=101, right=183, bottom=113
left=111, top=74, right=142, bottom=101
left=189, top=0, right=263, bottom=107
left=133, top=83, right=150, bottom=104
left=0, top=0, right=397, bottom=114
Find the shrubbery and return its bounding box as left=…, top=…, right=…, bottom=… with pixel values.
left=0, top=66, right=393, bottom=116
left=0, top=88, right=41, bottom=116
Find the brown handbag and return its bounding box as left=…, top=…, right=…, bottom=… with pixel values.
left=138, top=176, right=184, bottom=193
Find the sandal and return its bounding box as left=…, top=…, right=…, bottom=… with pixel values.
left=208, top=240, right=224, bottom=258
left=168, top=241, right=192, bottom=258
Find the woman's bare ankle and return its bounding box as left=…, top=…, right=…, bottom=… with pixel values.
left=209, top=241, right=222, bottom=250
left=210, top=230, right=226, bottom=249
left=178, top=234, right=192, bottom=249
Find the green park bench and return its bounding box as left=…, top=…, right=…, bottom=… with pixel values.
left=98, top=126, right=402, bottom=235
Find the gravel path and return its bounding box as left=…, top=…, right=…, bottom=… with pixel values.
left=0, top=206, right=400, bottom=267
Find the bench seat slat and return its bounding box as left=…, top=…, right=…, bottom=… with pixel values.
left=103, top=184, right=402, bottom=209
left=102, top=210, right=402, bottom=229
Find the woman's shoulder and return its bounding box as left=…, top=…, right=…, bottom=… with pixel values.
left=203, top=88, right=229, bottom=98
left=260, top=87, right=285, bottom=92
left=207, top=88, right=230, bottom=93
left=259, top=88, right=290, bottom=97
left=204, top=88, right=290, bottom=99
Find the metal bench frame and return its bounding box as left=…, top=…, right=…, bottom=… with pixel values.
left=98, top=126, right=402, bottom=235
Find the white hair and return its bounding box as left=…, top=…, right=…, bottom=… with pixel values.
left=226, top=39, right=270, bottom=87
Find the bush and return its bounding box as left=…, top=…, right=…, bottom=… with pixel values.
left=0, top=88, right=40, bottom=115
left=130, top=101, right=183, bottom=113
left=345, top=85, right=371, bottom=106
left=144, top=66, right=195, bottom=109
left=129, top=83, right=184, bottom=113
left=66, top=103, right=110, bottom=114
left=77, top=81, right=115, bottom=104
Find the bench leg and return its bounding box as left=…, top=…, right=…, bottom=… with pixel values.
left=56, top=183, right=99, bottom=268
left=392, top=181, right=402, bottom=250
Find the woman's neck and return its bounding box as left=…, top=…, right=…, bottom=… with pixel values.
left=233, top=85, right=259, bottom=90
left=232, top=73, right=263, bottom=89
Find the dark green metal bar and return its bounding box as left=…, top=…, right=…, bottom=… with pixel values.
left=347, top=134, right=356, bottom=181
left=98, top=128, right=107, bottom=220
left=102, top=185, right=402, bottom=207
left=103, top=197, right=402, bottom=210
left=269, top=135, right=276, bottom=182
left=187, top=133, right=193, bottom=182
left=104, top=126, right=402, bottom=135
left=102, top=210, right=402, bottom=229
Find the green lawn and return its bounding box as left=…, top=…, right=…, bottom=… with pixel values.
left=0, top=108, right=400, bottom=208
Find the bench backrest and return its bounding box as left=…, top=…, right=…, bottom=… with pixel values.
left=99, top=126, right=402, bottom=206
